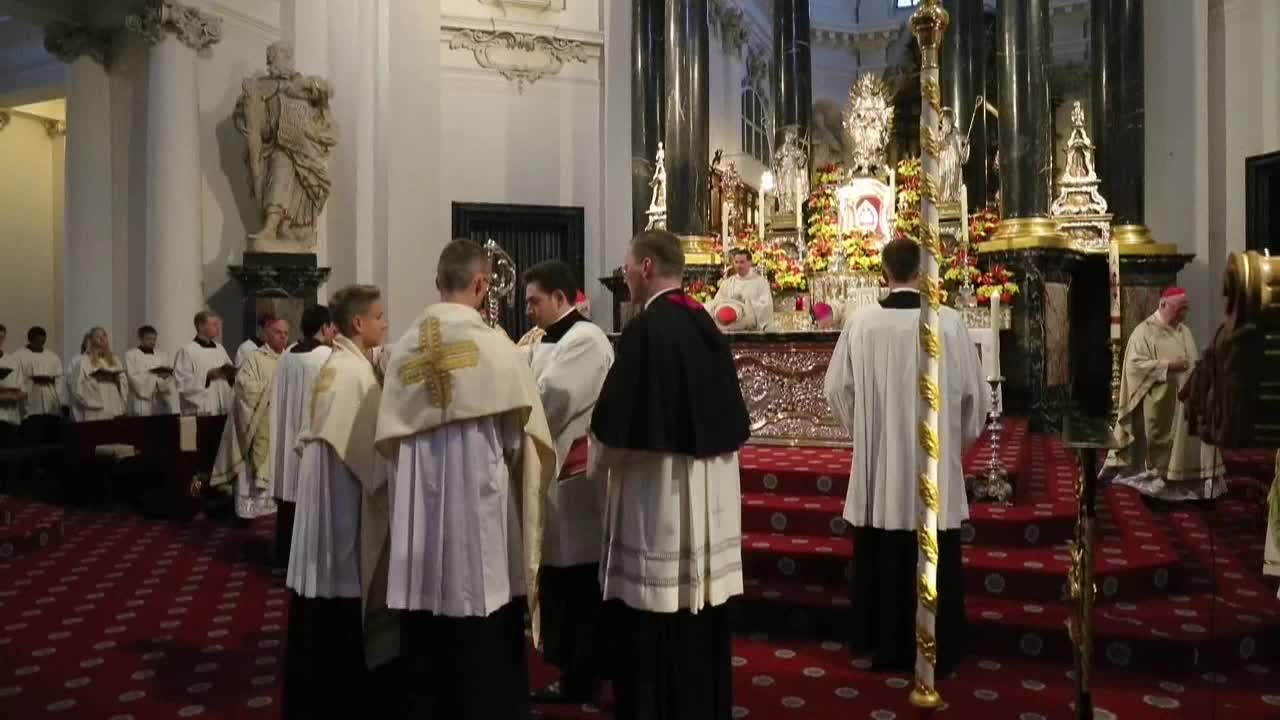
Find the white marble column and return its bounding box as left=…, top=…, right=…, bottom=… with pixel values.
left=127, top=1, right=222, bottom=354
left=45, top=25, right=114, bottom=360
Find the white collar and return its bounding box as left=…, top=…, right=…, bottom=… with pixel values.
left=644, top=287, right=680, bottom=309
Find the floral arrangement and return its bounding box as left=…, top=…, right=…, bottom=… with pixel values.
left=841, top=230, right=883, bottom=273
left=968, top=207, right=1001, bottom=244
left=684, top=276, right=719, bottom=305
left=805, top=164, right=843, bottom=249
left=976, top=265, right=1020, bottom=306
left=730, top=227, right=808, bottom=293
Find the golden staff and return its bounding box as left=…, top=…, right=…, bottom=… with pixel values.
left=909, top=0, right=949, bottom=709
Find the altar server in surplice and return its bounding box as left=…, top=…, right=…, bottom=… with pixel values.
left=174, top=311, right=236, bottom=416
left=285, top=286, right=397, bottom=718
left=69, top=327, right=128, bottom=422
left=0, top=347, right=24, bottom=448
left=590, top=229, right=750, bottom=720
left=210, top=315, right=289, bottom=520
left=12, top=327, right=64, bottom=441
left=823, top=237, right=988, bottom=676
left=124, top=326, right=179, bottom=416
left=521, top=260, right=614, bottom=705
left=376, top=238, right=555, bottom=719
left=269, top=305, right=335, bottom=567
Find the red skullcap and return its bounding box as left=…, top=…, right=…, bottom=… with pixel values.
left=812, top=303, right=833, bottom=320
left=574, top=290, right=587, bottom=305
left=715, top=306, right=739, bottom=325
left=1161, top=287, right=1186, bottom=299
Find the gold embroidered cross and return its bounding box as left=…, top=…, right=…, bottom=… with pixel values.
left=310, top=366, right=336, bottom=424
left=398, top=317, right=479, bottom=410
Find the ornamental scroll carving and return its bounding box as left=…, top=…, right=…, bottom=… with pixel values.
left=732, top=342, right=851, bottom=447
left=448, top=29, right=590, bottom=93
left=127, top=0, right=223, bottom=57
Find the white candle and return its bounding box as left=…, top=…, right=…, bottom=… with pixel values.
left=888, top=168, right=897, bottom=223
left=1109, top=238, right=1122, bottom=340
left=960, top=192, right=969, bottom=252
left=721, top=202, right=730, bottom=249
left=990, top=291, right=1002, bottom=378
left=758, top=193, right=766, bottom=242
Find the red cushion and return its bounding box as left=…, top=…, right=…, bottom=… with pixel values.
left=715, top=306, right=739, bottom=325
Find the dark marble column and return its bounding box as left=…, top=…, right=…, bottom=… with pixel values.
left=631, top=0, right=665, bottom=236
left=664, top=0, right=710, bottom=237
left=1090, top=0, right=1144, bottom=226
left=942, top=0, right=988, bottom=209
left=772, top=0, right=812, bottom=147
left=996, top=0, right=1053, bottom=219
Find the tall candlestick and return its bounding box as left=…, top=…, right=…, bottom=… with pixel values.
left=990, top=291, right=1002, bottom=377
left=960, top=192, right=969, bottom=252
left=1108, top=235, right=1121, bottom=340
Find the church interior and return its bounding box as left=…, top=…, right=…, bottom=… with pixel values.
left=1, top=0, right=1279, bottom=718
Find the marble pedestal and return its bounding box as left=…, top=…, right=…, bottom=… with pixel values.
left=227, top=253, right=332, bottom=347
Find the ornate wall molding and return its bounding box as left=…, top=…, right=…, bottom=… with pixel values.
left=43, top=22, right=115, bottom=67
left=446, top=28, right=591, bottom=92
left=127, top=0, right=224, bottom=57
left=709, top=0, right=770, bottom=94
left=478, top=0, right=564, bottom=13
left=44, top=119, right=67, bottom=138
left=0, top=112, right=9, bottom=132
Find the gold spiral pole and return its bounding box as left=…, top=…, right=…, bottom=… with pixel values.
left=909, top=0, right=949, bottom=709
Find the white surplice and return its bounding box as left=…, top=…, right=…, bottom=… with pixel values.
left=269, top=344, right=332, bottom=503
left=123, top=348, right=179, bottom=416
left=595, top=445, right=744, bottom=613
left=386, top=415, right=526, bottom=616
left=824, top=295, right=989, bottom=531
left=69, top=355, right=128, bottom=422
left=0, top=354, right=23, bottom=427
left=706, top=271, right=774, bottom=331
left=11, top=348, right=63, bottom=418
left=527, top=316, right=614, bottom=568
left=173, top=339, right=234, bottom=416
left=288, top=442, right=363, bottom=599
left=235, top=338, right=261, bottom=368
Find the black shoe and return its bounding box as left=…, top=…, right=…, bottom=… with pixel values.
left=530, top=680, right=597, bottom=704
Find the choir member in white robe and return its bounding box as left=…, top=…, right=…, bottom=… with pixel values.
left=69, top=327, right=128, bottom=422
left=0, top=348, right=24, bottom=448
left=173, top=311, right=235, bottom=416
left=270, top=305, right=335, bottom=567
left=11, top=326, right=64, bottom=443
left=376, top=239, right=556, bottom=720
left=210, top=315, right=289, bottom=520
left=1103, top=288, right=1226, bottom=502
left=704, top=248, right=774, bottom=332
left=823, top=238, right=988, bottom=676
left=285, top=286, right=399, bottom=719
left=123, top=325, right=179, bottom=416
left=521, top=261, right=615, bottom=704
left=590, top=230, right=751, bottom=720
left=235, top=315, right=270, bottom=368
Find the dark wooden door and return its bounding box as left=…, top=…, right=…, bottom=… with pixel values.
left=451, top=202, right=586, bottom=340
left=1246, top=150, right=1280, bottom=255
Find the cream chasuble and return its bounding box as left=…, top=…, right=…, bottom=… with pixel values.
left=293, top=334, right=398, bottom=669
left=269, top=344, right=332, bottom=502
left=69, top=355, right=127, bottom=422
left=174, top=340, right=234, bottom=416
left=210, top=346, right=281, bottom=518
left=527, top=315, right=614, bottom=568
left=124, top=348, right=179, bottom=416
left=705, top=272, right=774, bottom=331
left=376, top=302, right=555, bottom=639
left=236, top=338, right=261, bottom=368
left=1106, top=312, right=1225, bottom=500
left=1264, top=451, right=1280, bottom=597
left=11, top=348, right=63, bottom=417
left=823, top=300, right=988, bottom=531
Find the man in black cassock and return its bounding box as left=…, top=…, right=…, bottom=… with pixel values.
left=590, top=229, right=751, bottom=720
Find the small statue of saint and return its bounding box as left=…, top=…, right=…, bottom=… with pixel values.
left=648, top=142, right=667, bottom=213
left=1063, top=101, right=1096, bottom=183
left=938, top=108, right=969, bottom=205
left=772, top=128, right=809, bottom=213
left=234, top=42, right=337, bottom=253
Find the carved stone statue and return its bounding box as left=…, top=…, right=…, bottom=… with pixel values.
left=773, top=127, right=809, bottom=213
left=648, top=142, right=667, bottom=212
left=1062, top=101, right=1097, bottom=183
left=938, top=108, right=970, bottom=204
left=844, top=73, right=895, bottom=176
left=1051, top=100, right=1108, bottom=216
left=811, top=99, right=848, bottom=169
left=234, top=42, right=337, bottom=253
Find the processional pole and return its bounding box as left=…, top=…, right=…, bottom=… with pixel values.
left=908, top=0, right=948, bottom=709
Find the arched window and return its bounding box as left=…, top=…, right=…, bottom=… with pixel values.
left=896, top=0, right=920, bottom=8
left=741, top=88, right=769, bottom=165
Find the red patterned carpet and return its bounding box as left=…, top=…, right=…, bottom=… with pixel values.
left=0, top=431, right=1277, bottom=719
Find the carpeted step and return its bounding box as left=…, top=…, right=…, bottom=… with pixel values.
left=741, top=494, right=850, bottom=539
left=0, top=499, right=65, bottom=561
left=0, top=494, right=12, bottom=527
left=1223, top=448, right=1277, bottom=478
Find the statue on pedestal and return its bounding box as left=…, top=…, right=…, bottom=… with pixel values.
left=938, top=108, right=970, bottom=205
left=772, top=128, right=809, bottom=213
left=844, top=73, right=894, bottom=176
left=1051, top=101, right=1108, bottom=217
left=645, top=142, right=667, bottom=230
left=234, top=41, right=337, bottom=253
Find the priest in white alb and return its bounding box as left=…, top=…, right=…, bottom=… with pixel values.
left=210, top=314, right=289, bottom=520
left=704, top=247, right=774, bottom=332
left=124, top=325, right=179, bottom=416
left=11, top=326, right=64, bottom=442
left=520, top=260, right=614, bottom=705
left=270, top=305, right=335, bottom=567
left=824, top=238, right=988, bottom=676
left=1103, top=287, right=1226, bottom=502
left=376, top=239, right=555, bottom=719
left=174, top=311, right=236, bottom=416
left=590, top=230, right=750, bottom=720
left=235, top=314, right=269, bottom=368
left=69, top=327, right=128, bottom=422
left=285, top=286, right=397, bottom=718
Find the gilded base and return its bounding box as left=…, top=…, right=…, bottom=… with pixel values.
left=679, top=235, right=722, bottom=266
left=909, top=686, right=943, bottom=708
left=1113, top=224, right=1179, bottom=256
left=981, top=217, right=1072, bottom=252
